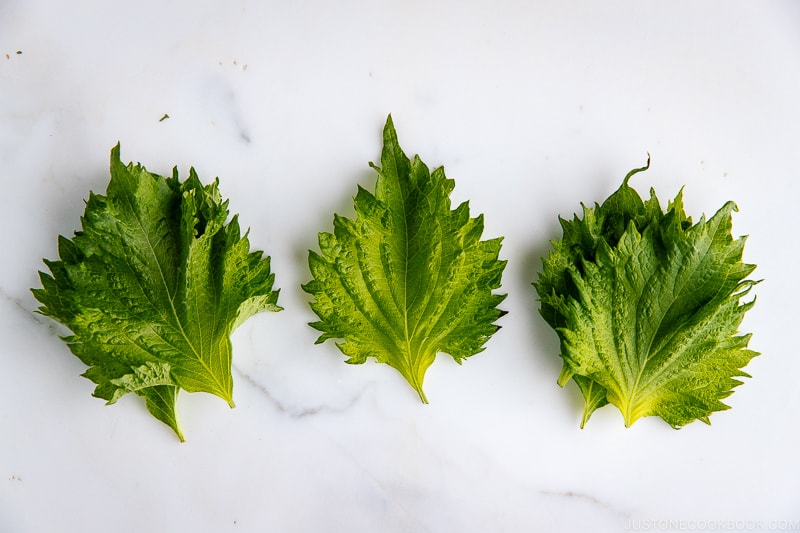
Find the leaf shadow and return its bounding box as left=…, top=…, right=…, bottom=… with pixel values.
left=291, top=165, right=378, bottom=300
left=519, top=226, right=564, bottom=378
left=30, top=163, right=110, bottom=313
left=516, top=171, right=615, bottom=420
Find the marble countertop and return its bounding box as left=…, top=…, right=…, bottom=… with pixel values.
left=2, top=1, right=799, bottom=532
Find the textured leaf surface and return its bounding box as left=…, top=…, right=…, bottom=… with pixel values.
left=302, top=116, right=507, bottom=402
left=535, top=159, right=758, bottom=427
left=33, top=145, right=281, bottom=440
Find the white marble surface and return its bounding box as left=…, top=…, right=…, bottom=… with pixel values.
left=2, top=1, right=799, bottom=532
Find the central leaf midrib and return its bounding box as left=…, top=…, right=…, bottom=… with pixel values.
left=120, top=186, right=227, bottom=397
left=384, top=151, right=426, bottom=388
left=398, top=168, right=414, bottom=375
left=626, top=223, right=716, bottom=416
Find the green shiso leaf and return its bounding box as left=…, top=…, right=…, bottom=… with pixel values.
left=33, top=144, right=281, bottom=440
left=302, top=115, right=507, bottom=402
left=535, top=158, right=759, bottom=428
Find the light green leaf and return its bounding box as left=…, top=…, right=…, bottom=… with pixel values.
left=302, top=115, right=507, bottom=402
left=536, top=159, right=759, bottom=427
left=33, top=144, right=281, bottom=440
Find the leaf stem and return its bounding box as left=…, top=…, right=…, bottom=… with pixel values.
left=622, top=153, right=651, bottom=186
left=415, top=386, right=429, bottom=404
